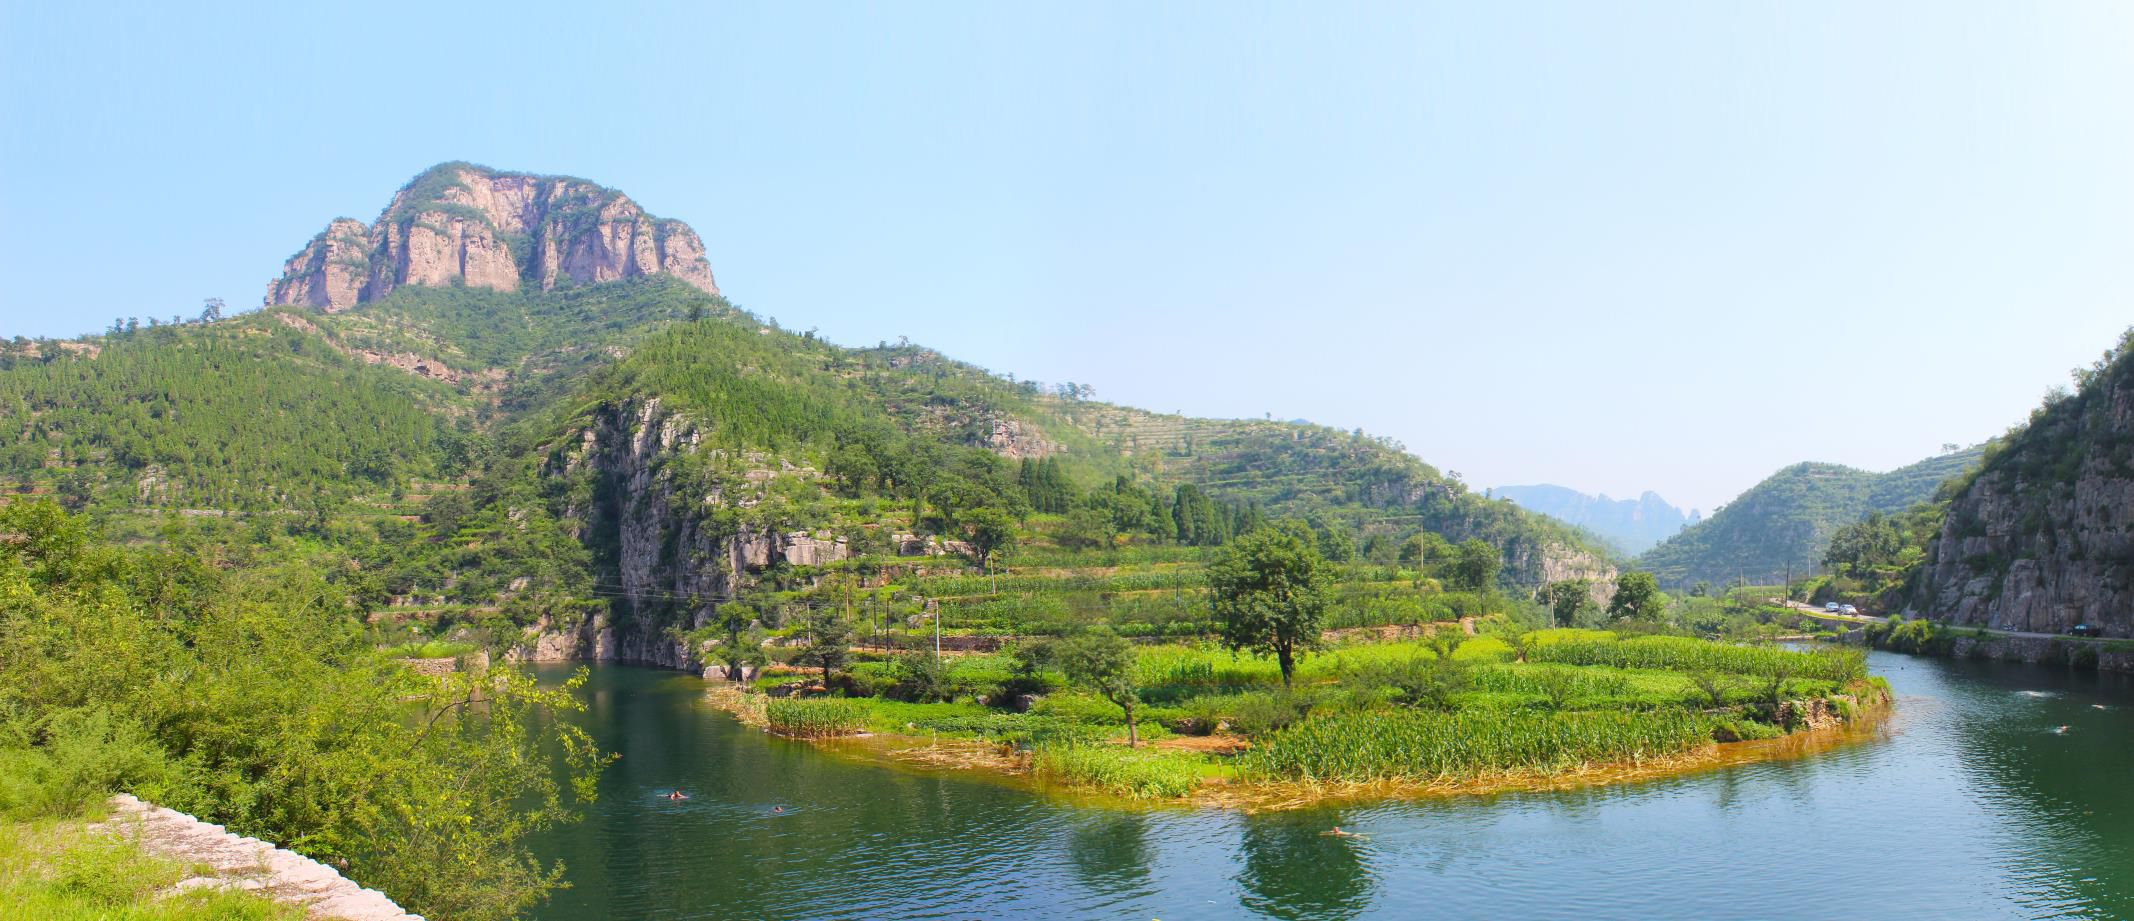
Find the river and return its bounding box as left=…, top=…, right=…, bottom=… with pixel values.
left=527, top=650, right=2134, bottom=919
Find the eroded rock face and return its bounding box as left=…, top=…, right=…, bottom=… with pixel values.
left=265, top=163, right=717, bottom=310
left=1911, top=368, right=2134, bottom=637
left=536, top=399, right=848, bottom=668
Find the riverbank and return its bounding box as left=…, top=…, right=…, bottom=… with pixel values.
left=700, top=629, right=1891, bottom=809
left=1855, top=615, right=2134, bottom=674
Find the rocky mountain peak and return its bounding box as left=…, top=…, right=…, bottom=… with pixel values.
left=265, top=162, right=717, bottom=312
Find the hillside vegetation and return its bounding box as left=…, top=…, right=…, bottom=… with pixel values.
left=1635, top=450, right=1980, bottom=588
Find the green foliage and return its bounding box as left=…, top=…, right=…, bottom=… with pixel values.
left=1606, top=571, right=1666, bottom=622
left=1209, top=520, right=1332, bottom=687
left=0, top=317, right=459, bottom=509
left=1527, top=634, right=1866, bottom=683
left=1636, top=451, right=1982, bottom=587
left=0, top=501, right=609, bottom=921
left=1243, top=709, right=1715, bottom=783
left=0, top=822, right=304, bottom=920
left=1052, top=629, right=1144, bottom=745
left=1031, top=743, right=1199, bottom=798
left=763, top=698, right=868, bottom=738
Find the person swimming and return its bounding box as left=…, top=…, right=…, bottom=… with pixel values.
left=1321, top=826, right=1362, bottom=838
left=772, top=805, right=785, bottom=814
left=665, top=791, right=688, bottom=800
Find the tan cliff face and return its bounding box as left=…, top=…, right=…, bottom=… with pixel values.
left=265, top=163, right=717, bottom=311
left=1910, top=354, right=2134, bottom=636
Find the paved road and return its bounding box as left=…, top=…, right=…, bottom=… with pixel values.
left=1774, top=599, right=2109, bottom=643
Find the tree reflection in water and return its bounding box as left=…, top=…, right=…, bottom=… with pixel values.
left=1064, top=812, right=1153, bottom=892
left=1236, top=812, right=1375, bottom=919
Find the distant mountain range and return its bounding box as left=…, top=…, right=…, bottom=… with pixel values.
left=1633, top=449, right=1984, bottom=588
left=1494, top=485, right=1697, bottom=556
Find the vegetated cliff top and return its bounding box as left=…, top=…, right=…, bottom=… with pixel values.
left=1635, top=449, right=1982, bottom=588
left=1910, top=328, right=2134, bottom=634
left=265, top=161, right=717, bottom=312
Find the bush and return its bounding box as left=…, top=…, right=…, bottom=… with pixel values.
left=1226, top=690, right=1318, bottom=738
left=0, top=708, right=185, bottom=821
left=888, top=653, right=954, bottom=702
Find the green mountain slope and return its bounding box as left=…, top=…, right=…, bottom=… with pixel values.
left=1, top=161, right=1619, bottom=662
left=1635, top=450, right=1981, bottom=587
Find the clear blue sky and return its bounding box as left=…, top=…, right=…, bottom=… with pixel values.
left=4, top=1, right=2129, bottom=513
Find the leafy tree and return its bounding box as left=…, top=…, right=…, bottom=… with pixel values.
left=1451, top=538, right=1500, bottom=593
left=960, top=506, right=1017, bottom=563
left=1312, top=520, right=1356, bottom=563
left=1208, top=520, right=1331, bottom=688
left=1607, top=571, right=1666, bottom=622
left=1054, top=628, right=1144, bottom=746
left=1541, top=579, right=1594, bottom=627
left=1401, top=531, right=1453, bottom=570
left=686, top=602, right=766, bottom=681
left=795, top=607, right=854, bottom=688
left=1823, top=510, right=1903, bottom=577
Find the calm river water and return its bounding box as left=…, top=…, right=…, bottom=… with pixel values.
left=528, top=651, right=2134, bottom=919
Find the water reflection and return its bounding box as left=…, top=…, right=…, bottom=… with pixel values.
left=1064, top=812, right=1152, bottom=891
left=1235, top=812, right=1374, bottom=919
left=530, top=654, right=2134, bottom=920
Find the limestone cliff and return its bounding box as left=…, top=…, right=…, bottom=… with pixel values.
left=266, top=162, right=716, bottom=311
left=1911, top=330, right=2134, bottom=636
left=536, top=398, right=848, bottom=668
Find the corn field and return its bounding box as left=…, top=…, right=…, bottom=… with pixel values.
left=1527, top=636, right=1865, bottom=683
left=765, top=698, right=869, bottom=738
left=1242, top=709, right=1715, bottom=783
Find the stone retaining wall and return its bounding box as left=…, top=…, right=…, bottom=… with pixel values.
left=93, top=794, right=422, bottom=920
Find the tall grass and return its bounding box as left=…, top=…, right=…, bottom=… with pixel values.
left=1528, top=635, right=1865, bottom=683
left=1031, top=744, right=1200, bottom=798
left=764, top=698, right=868, bottom=738
left=0, top=821, right=302, bottom=920
left=1243, top=709, right=1714, bottom=783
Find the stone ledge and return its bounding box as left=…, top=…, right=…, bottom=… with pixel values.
left=92, top=794, right=423, bottom=921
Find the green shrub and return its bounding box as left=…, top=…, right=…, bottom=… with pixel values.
left=0, top=708, right=186, bottom=821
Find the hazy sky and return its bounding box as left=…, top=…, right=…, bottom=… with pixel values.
left=4, top=2, right=2129, bottom=512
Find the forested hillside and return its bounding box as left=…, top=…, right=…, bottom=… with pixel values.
left=1635, top=449, right=1981, bottom=588
left=0, top=162, right=1618, bottom=670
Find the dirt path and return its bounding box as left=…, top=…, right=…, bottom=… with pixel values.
left=92, top=795, right=422, bottom=920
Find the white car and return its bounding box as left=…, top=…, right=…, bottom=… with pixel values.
left=1838, top=604, right=1859, bottom=615
left=1824, top=602, right=1841, bottom=613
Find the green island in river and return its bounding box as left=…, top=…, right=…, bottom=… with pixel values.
left=706, top=626, right=1889, bottom=806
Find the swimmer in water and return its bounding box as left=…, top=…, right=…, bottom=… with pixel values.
left=2053, top=726, right=2070, bottom=735
left=1321, top=826, right=1362, bottom=838
left=772, top=806, right=785, bottom=814
left=666, top=791, right=688, bottom=800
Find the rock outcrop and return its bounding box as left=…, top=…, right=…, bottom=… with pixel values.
left=1911, top=331, right=2134, bottom=636
left=540, top=398, right=848, bottom=668
left=266, top=163, right=716, bottom=311
left=94, top=794, right=422, bottom=920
